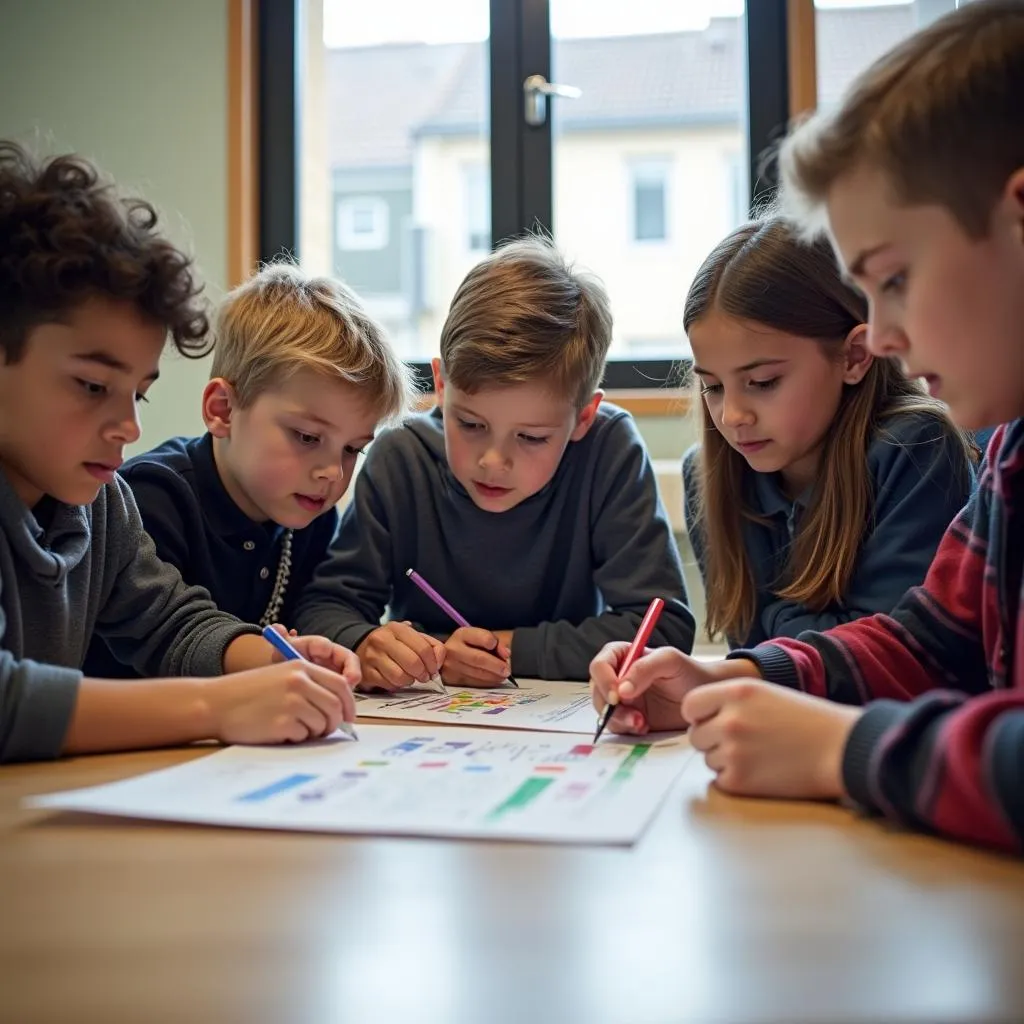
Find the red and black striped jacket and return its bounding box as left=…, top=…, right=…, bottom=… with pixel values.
left=735, top=420, right=1023, bottom=854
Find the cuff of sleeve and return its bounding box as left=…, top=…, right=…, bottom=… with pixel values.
left=339, top=623, right=380, bottom=654
left=200, top=622, right=261, bottom=676
left=509, top=627, right=542, bottom=678
left=4, top=664, right=82, bottom=763
left=728, top=643, right=800, bottom=688
left=840, top=699, right=906, bottom=814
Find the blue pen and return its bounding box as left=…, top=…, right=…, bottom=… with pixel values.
left=262, top=625, right=358, bottom=740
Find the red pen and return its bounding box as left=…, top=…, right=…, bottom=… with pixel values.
left=592, top=597, right=665, bottom=743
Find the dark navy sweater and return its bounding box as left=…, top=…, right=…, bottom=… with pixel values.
left=683, top=411, right=976, bottom=648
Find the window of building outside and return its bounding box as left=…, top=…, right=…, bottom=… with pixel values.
left=336, top=196, right=389, bottom=250
left=463, top=162, right=490, bottom=253
left=631, top=159, right=670, bottom=243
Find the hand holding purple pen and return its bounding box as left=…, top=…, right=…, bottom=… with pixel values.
left=405, top=568, right=519, bottom=687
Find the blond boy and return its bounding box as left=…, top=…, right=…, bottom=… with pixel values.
left=297, top=237, right=694, bottom=686
left=86, top=264, right=412, bottom=678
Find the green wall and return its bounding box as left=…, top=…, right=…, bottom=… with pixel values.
left=0, top=0, right=229, bottom=450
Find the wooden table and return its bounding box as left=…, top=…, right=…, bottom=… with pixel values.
left=1, top=745, right=1022, bottom=1024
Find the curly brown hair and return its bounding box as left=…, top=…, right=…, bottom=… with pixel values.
left=0, top=139, right=210, bottom=363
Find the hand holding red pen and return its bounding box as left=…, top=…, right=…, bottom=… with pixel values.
left=589, top=642, right=761, bottom=735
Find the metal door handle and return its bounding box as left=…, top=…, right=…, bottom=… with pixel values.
left=523, top=74, right=582, bottom=127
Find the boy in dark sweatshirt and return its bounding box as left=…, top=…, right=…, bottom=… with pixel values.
left=297, top=238, right=694, bottom=685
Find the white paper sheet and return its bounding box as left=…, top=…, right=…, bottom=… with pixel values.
left=355, top=679, right=597, bottom=734
left=28, top=724, right=694, bottom=846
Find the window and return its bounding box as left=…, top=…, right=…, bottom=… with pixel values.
left=268, top=1, right=807, bottom=378
left=726, top=152, right=746, bottom=229
left=630, top=159, right=670, bottom=243
left=336, top=196, right=389, bottom=251
left=463, top=162, right=490, bottom=252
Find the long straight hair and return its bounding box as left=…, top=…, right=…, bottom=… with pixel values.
left=684, top=217, right=974, bottom=643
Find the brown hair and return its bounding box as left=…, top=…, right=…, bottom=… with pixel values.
left=779, top=0, right=1024, bottom=237
left=684, top=218, right=974, bottom=643
left=210, top=263, right=414, bottom=422
left=0, top=139, right=209, bottom=362
left=439, top=236, right=613, bottom=409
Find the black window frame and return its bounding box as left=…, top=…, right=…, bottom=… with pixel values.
left=257, top=0, right=793, bottom=393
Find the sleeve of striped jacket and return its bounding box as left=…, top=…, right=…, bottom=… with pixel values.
left=728, top=485, right=992, bottom=706
left=842, top=691, right=1024, bottom=853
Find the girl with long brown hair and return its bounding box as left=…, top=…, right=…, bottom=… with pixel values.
left=682, top=217, right=975, bottom=647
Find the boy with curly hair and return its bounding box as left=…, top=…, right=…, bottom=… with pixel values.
left=0, top=140, right=359, bottom=763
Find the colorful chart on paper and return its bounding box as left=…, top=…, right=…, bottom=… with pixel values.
left=355, top=679, right=597, bottom=734
left=29, top=725, right=694, bottom=845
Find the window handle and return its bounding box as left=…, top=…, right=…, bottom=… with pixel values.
left=523, top=74, right=581, bottom=127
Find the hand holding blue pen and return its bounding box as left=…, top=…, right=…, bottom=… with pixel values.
left=262, top=626, right=360, bottom=740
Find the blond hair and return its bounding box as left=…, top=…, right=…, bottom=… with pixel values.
left=779, top=0, right=1024, bottom=237
left=684, top=219, right=975, bottom=643
left=211, top=263, right=413, bottom=420
left=439, top=236, right=613, bottom=409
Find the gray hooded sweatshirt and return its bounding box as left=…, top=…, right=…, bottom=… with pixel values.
left=0, top=469, right=257, bottom=763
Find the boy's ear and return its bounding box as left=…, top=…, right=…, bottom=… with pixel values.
left=570, top=390, right=604, bottom=441
left=202, top=378, right=237, bottom=438
left=841, top=325, right=873, bottom=386
left=430, top=357, right=445, bottom=406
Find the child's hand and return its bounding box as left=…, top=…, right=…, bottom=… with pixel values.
left=356, top=621, right=445, bottom=691
left=588, top=643, right=714, bottom=733
left=200, top=660, right=358, bottom=744
left=267, top=626, right=361, bottom=688
left=441, top=627, right=510, bottom=687
left=683, top=681, right=862, bottom=800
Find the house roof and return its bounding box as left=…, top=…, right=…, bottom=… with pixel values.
left=325, top=41, right=467, bottom=168
left=327, top=4, right=916, bottom=169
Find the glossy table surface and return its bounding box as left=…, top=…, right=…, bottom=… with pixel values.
left=2, top=743, right=1023, bottom=1024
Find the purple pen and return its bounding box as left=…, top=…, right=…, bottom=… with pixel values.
left=405, top=568, right=471, bottom=627
left=404, top=568, right=518, bottom=687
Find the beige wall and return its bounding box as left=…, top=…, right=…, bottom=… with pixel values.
left=0, top=0, right=230, bottom=451
left=554, top=124, right=742, bottom=354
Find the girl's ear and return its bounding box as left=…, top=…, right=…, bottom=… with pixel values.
left=202, top=378, right=237, bottom=437
left=841, top=324, right=874, bottom=386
